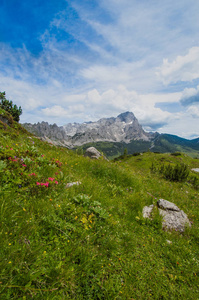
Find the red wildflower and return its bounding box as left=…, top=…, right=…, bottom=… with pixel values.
left=48, top=177, right=54, bottom=181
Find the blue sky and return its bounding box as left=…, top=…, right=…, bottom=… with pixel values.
left=0, top=0, right=199, bottom=138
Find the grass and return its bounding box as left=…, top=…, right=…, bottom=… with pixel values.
left=0, top=112, right=199, bottom=299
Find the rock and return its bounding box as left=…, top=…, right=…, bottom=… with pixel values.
left=191, top=168, right=199, bottom=173
left=65, top=181, right=81, bottom=188
left=84, top=147, right=104, bottom=160
left=157, top=199, right=180, bottom=212
left=142, top=204, right=154, bottom=218
left=166, top=240, right=172, bottom=244
left=143, top=199, right=191, bottom=232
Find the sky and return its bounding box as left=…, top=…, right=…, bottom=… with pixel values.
left=0, top=0, right=199, bottom=139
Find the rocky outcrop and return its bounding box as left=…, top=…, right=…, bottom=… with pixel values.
left=142, top=199, right=191, bottom=232
left=84, top=147, right=104, bottom=160
left=22, top=112, right=156, bottom=148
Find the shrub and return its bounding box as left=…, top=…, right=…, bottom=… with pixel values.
left=132, top=152, right=140, bottom=156
left=171, top=152, right=182, bottom=156
left=160, top=163, right=189, bottom=182
left=0, top=91, right=22, bottom=122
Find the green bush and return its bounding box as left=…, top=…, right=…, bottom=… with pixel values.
left=160, top=163, right=189, bottom=182
left=0, top=91, right=22, bottom=122
left=171, top=152, right=182, bottom=156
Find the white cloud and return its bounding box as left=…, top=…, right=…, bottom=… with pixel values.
left=158, top=112, right=199, bottom=139
left=1, top=1, right=199, bottom=138
left=180, top=85, right=199, bottom=106
left=187, top=105, right=199, bottom=118
left=42, top=106, right=69, bottom=117
left=157, top=47, right=199, bottom=84
left=83, top=86, right=175, bottom=131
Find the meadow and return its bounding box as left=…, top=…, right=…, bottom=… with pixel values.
left=0, top=114, right=199, bottom=299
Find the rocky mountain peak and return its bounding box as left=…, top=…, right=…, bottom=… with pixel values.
left=22, top=112, right=155, bottom=148
left=116, top=111, right=135, bottom=123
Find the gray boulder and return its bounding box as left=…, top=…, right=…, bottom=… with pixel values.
left=84, top=147, right=105, bottom=160
left=143, top=199, right=191, bottom=232
left=157, top=199, right=180, bottom=212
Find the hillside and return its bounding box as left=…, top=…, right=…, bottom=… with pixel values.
left=1, top=109, right=199, bottom=299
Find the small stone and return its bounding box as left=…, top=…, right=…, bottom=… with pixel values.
left=191, top=168, right=199, bottom=173
left=166, top=240, right=172, bottom=244
left=142, top=204, right=154, bottom=219
left=66, top=181, right=81, bottom=188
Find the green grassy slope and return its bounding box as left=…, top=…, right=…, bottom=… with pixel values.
left=1, top=111, right=199, bottom=299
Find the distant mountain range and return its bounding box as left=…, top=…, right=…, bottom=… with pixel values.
left=22, top=111, right=199, bottom=158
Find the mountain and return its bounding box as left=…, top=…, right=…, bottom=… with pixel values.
left=22, top=112, right=199, bottom=158
left=22, top=112, right=156, bottom=147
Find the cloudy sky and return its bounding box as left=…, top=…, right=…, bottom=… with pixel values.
left=0, top=0, right=199, bottom=138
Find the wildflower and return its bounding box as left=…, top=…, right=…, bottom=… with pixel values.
left=22, top=164, right=27, bottom=167
left=36, top=182, right=40, bottom=186
left=41, top=155, right=44, bottom=157
left=49, top=199, right=52, bottom=201
left=48, top=177, right=54, bottom=181
left=23, top=208, right=26, bottom=211
left=9, top=243, right=11, bottom=246
left=54, top=181, right=58, bottom=184
left=8, top=261, right=12, bottom=264
left=10, top=148, right=13, bottom=150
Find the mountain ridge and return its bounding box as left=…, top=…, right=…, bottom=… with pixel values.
left=22, top=111, right=199, bottom=158
left=22, top=111, right=156, bottom=148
